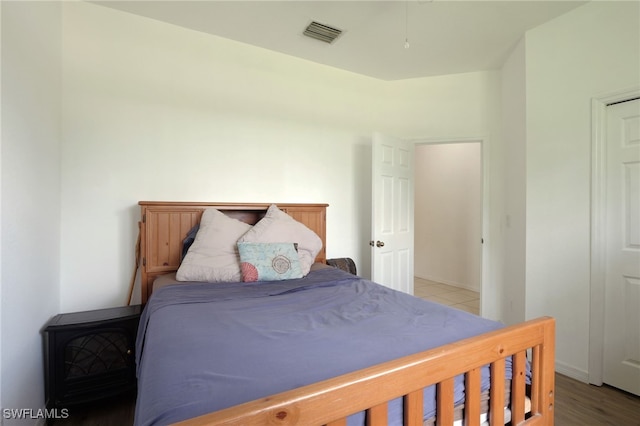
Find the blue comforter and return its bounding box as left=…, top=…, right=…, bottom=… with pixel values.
left=134, top=268, right=511, bottom=426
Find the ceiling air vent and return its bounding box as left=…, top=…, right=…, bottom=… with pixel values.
left=303, top=21, right=342, bottom=44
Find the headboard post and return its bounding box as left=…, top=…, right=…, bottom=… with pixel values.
left=138, top=202, right=328, bottom=304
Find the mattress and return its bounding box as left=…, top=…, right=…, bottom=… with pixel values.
left=135, top=267, right=523, bottom=426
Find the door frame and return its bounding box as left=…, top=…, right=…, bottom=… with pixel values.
left=589, top=87, right=640, bottom=385
left=411, top=136, right=490, bottom=316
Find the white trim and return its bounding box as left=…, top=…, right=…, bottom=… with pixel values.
left=411, top=136, right=490, bottom=316
left=589, top=87, right=640, bottom=386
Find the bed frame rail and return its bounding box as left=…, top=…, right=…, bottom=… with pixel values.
left=175, top=316, right=555, bottom=426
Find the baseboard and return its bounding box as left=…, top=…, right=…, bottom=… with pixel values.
left=555, top=360, right=589, bottom=383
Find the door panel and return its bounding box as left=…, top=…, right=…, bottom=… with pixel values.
left=603, top=98, right=640, bottom=396
left=372, top=132, right=414, bottom=294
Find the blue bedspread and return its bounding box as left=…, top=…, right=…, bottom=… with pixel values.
left=134, top=268, right=511, bottom=426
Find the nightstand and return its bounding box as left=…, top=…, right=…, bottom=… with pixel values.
left=43, top=305, right=141, bottom=410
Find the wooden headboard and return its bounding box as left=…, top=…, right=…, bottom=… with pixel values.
left=138, top=201, right=328, bottom=304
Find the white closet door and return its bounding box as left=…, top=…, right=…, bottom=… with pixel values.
left=603, top=98, right=640, bottom=396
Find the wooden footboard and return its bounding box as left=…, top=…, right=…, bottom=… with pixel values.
left=175, top=316, right=555, bottom=426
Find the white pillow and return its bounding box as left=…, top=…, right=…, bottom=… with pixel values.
left=176, top=208, right=252, bottom=282
left=237, top=204, right=322, bottom=275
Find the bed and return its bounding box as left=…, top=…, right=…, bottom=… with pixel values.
left=135, top=201, right=555, bottom=426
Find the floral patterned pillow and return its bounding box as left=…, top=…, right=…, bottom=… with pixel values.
left=237, top=242, right=303, bottom=282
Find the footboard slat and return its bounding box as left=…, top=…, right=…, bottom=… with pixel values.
left=404, top=389, right=423, bottom=426
left=174, top=317, right=555, bottom=426
left=464, top=368, right=481, bottom=426
left=490, top=358, right=505, bottom=425
left=511, top=351, right=527, bottom=424
left=435, top=377, right=454, bottom=425
left=326, top=419, right=347, bottom=426
left=366, top=403, right=387, bottom=426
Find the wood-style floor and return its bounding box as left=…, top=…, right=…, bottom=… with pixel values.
left=53, top=374, right=639, bottom=425
left=554, top=374, right=640, bottom=425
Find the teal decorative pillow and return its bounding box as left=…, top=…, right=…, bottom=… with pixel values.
left=236, top=205, right=322, bottom=276
left=237, top=242, right=303, bottom=282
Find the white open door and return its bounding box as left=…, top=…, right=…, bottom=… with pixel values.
left=371, top=132, right=414, bottom=294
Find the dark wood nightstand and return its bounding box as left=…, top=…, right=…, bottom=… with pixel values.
left=43, top=305, right=141, bottom=411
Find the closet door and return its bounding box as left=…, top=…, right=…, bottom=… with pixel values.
left=603, top=98, right=640, bottom=396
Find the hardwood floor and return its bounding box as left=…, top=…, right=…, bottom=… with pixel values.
left=554, top=374, right=640, bottom=426
left=53, top=374, right=639, bottom=425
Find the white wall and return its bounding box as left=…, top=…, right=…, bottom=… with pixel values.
left=1, top=1, right=61, bottom=423
left=524, top=1, right=640, bottom=380
left=60, top=2, right=504, bottom=313
left=414, top=143, right=482, bottom=291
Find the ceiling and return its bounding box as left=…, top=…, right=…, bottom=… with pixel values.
left=93, top=0, right=588, bottom=81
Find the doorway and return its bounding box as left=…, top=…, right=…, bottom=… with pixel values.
left=413, top=138, right=487, bottom=315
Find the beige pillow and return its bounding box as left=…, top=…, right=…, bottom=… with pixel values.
left=237, top=205, right=322, bottom=275
left=176, top=208, right=252, bottom=282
